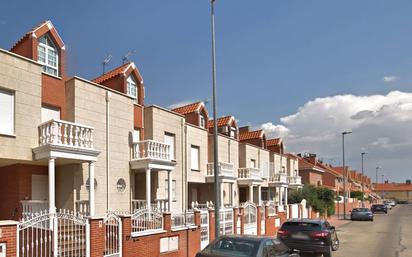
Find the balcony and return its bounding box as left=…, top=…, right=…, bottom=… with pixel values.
left=268, top=173, right=288, bottom=186
left=130, top=140, right=176, bottom=171
left=21, top=200, right=48, bottom=220
left=131, top=199, right=169, bottom=213
left=32, top=119, right=100, bottom=161
left=237, top=167, right=263, bottom=185
left=206, top=162, right=237, bottom=182
left=288, top=176, right=303, bottom=187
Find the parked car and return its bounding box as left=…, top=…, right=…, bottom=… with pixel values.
left=387, top=200, right=396, bottom=207
left=277, top=219, right=339, bottom=257
left=195, top=235, right=300, bottom=257
left=384, top=203, right=392, bottom=210
left=397, top=200, right=409, bottom=204
left=371, top=204, right=387, bottom=214
left=350, top=208, right=374, bottom=221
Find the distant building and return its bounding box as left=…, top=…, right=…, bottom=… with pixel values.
left=374, top=181, right=412, bottom=202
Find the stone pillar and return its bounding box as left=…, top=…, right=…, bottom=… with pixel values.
left=284, top=187, right=288, bottom=205
left=249, top=185, right=254, bottom=203
left=90, top=218, right=104, bottom=257
left=221, top=183, right=225, bottom=208
left=208, top=209, right=216, bottom=241
left=231, top=183, right=236, bottom=207
left=89, top=161, right=95, bottom=216
left=258, top=185, right=262, bottom=205
left=257, top=206, right=262, bottom=235
left=146, top=168, right=151, bottom=209
left=278, top=187, right=283, bottom=205
left=48, top=157, right=56, bottom=214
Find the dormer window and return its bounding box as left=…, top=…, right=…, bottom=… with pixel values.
left=199, top=115, right=205, bottom=128
left=127, top=75, right=138, bottom=101
left=230, top=127, right=236, bottom=138
left=38, top=35, right=58, bottom=76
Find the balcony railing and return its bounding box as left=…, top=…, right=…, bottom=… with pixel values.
left=269, top=173, right=288, bottom=184
left=132, top=199, right=169, bottom=212
left=288, top=176, right=302, bottom=185
left=238, top=167, right=262, bottom=180
left=38, top=119, right=94, bottom=149
left=75, top=200, right=90, bottom=216
left=21, top=200, right=48, bottom=219
left=132, top=140, right=171, bottom=161
left=207, top=162, right=235, bottom=177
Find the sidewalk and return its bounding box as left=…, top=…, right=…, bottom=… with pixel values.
left=326, top=215, right=352, bottom=228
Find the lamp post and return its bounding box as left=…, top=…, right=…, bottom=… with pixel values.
left=361, top=152, right=367, bottom=207
left=342, top=131, right=352, bottom=219
left=210, top=0, right=220, bottom=239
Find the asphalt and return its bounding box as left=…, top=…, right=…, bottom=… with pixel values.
left=300, top=204, right=412, bottom=257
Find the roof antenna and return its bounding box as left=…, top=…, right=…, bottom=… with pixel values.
left=102, top=54, right=112, bottom=75
left=122, top=50, right=136, bottom=64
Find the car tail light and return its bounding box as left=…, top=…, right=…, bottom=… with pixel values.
left=277, top=229, right=289, bottom=237
left=311, top=231, right=329, bottom=238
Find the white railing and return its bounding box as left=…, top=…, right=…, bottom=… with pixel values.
left=238, top=167, right=262, bottom=180
left=219, top=208, right=234, bottom=235
left=200, top=210, right=209, bottom=250
left=132, top=140, right=171, bottom=161
left=171, top=211, right=195, bottom=228
left=191, top=201, right=214, bottom=210
left=21, top=200, right=48, bottom=219
left=131, top=208, right=164, bottom=236
left=132, top=199, right=169, bottom=213
left=38, top=119, right=94, bottom=149
left=269, top=173, right=288, bottom=184
left=288, top=176, right=302, bottom=185
left=75, top=200, right=90, bottom=216
left=207, top=162, right=235, bottom=177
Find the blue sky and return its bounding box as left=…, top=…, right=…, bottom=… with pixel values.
left=1, top=0, right=411, bottom=181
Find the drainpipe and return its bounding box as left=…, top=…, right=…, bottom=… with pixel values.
left=182, top=118, right=187, bottom=211
left=106, top=91, right=111, bottom=211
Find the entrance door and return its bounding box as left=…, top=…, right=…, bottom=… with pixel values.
left=191, top=187, right=198, bottom=203
left=32, top=175, right=48, bottom=200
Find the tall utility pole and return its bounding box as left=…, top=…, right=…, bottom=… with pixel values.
left=361, top=152, right=367, bottom=207
left=375, top=166, right=380, bottom=185
left=342, top=131, right=352, bottom=219
left=210, top=0, right=220, bottom=239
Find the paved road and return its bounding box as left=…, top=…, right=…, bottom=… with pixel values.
left=300, top=204, right=412, bottom=257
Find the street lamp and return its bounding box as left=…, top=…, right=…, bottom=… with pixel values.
left=361, top=152, right=367, bottom=206
left=342, top=131, right=352, bottom=219
left=210, top=0, right=220, bottom=239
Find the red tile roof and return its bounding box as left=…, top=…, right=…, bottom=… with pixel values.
left=317, top=162, right=341, bottom=177
left=284, top=153, right=298, bottom=159
left=208, top=116, right=234, bottom=128
left=297, top=156, right=325, bottom=172
left=375, top=183, right=412, bottom=192
left=172, top=102, right=203, bottom=115
left=92, top=62, right=135, bottom=84
left=239, top=130, right=264, bottom=141
left=266, top=138, right=282, bottom=147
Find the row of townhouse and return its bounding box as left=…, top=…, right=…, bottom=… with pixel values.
left=0, top=20, right=303, bottom=223
left=295, top=153, right=377, bottom=199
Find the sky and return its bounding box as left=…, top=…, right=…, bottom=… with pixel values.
left=1, top=0, right=411, bottom=182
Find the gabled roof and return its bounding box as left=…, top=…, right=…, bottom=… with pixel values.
left=208, top=116, right=235, bottom=128
left=375, top=183, right=412, bottom=192
left=317, top=162, right=342, bottom=177
left=297, top=156, right=325, bottom=173
left=239, top=130, right=264, bottom=141
left=284, top=153, right=298, bottom=159
left=92, top=62, right=142, bottom=84
left=172, top=101, right=205, bottom=115
left=11, top=20, right=65, bottom=52
left=266, top=138, right=282, bottom=147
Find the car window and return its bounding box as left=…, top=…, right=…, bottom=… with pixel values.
left=212, top=238, right=259, bottom=257
left=281, top=222, right=321, bottom=231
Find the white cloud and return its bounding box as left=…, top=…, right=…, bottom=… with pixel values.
left=383, top=76, right=399, bottom=83
left=168, top=99, right=199, bottom=109
left=260, top=91, right=412, bottom=181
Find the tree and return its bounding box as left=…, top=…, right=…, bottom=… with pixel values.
left=288, top=185, right=336, bottom=216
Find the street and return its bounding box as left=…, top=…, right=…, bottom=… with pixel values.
left=301, top=204, right=412, bottom=257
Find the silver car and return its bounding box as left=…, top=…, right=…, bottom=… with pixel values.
left=350, top=208, right=374, bottom=221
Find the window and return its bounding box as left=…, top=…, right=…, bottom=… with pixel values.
left=132, top=129, right=140, bottom=143
left=230, top=127, right=236, bottom=138
left=191, top=145, right=200, bottom=170
left=164, top=133, right=175, bottom=160
left=38, top=35, right=58, bottom=76
left=250, top=159, right=256, bottom=168
left=127, top=75, right=138, bottom=101
left=41, top=105, right=60, bottom=122
left=0, top=89, right=14, bottom=135
left=199, top=115, right=205, bottom=128
left=165, top=179, right=177, bottom=201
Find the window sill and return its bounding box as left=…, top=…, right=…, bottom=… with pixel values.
left=41, top=72, right=62, bottom=80
left=0, top=133, right=16, bottom=138
left=191, top=169, right=200, bottom=172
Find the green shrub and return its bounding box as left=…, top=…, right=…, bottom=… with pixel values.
left=288, top=185, right=336, bottom=216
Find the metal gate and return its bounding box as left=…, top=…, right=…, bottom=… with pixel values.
left=17, top=210, right=89, bottom=257
left=200, top=210, right=209, bottom=250
left=242, top=201, right=257, bottom=235
left=104, top=212, right=122, bottom=257
left=219, top=208, right=233, bottom=235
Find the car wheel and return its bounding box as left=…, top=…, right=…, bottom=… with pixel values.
left=332, top=239, right=340, bottom=251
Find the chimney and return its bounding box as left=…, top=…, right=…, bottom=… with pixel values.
left=406, top=179, right=411, bottom=185
left=305, top=153, right=317, bottom=164
left=384, top=180, right=389, bottom=184
left=239, top=126, right=250, bottom=134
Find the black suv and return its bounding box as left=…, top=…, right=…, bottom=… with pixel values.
left=277, top=219, right=339, bottom=257
left=371, top=204, right=387, bottom=214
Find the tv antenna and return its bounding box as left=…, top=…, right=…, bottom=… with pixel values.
left=102, top=54, right=112, bottom=75
left=122, top=50, right=136, bottom=64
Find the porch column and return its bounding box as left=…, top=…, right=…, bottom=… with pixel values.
left=146, top=168, right=151, bottom=209
left=278, top=187, right=283, bottom=205
left=88, top=161, right=95, bottom=216
left=284, top=187, right=288, bottom=205
left=231, top=183, right=236, bottom=206
left=258, top=185, right=262, bottom=205
left=249, top=185, right=254, bottom=203
left=167, top=170, right=172, bottom=212
left=48, top=157, right=56, bottom=214
left=220, top=182, right=225, bottom=208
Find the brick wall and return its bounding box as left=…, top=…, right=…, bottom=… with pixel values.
left=0, top=222, right=17, bottom=257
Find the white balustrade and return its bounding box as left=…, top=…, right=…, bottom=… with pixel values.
left=132, top=199, right=169, bottom=213
left=269, top=173, right=288, bottom=184
left=207, top=162, right=235, bottom=177
left=288, top=176, right=302, bottom=185
left=132, top=140, right=172, bottom=161
left=21, top=200, right=48, bottom=219
left=75, top=200, right=90, bottom=216
left=238, top=167, right=262, bottom=180
left=132, top=199, right=147, bottom=212
left=38, top=119, right=94, bottom=149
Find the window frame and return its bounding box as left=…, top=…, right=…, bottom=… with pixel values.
left=190, top=145, right=200, bottom=171
left=199, top=115, right=205, bottom=128
left=0, top=88, right=15, bottom=136
left=164, top=132, right=175, bottom=160
left=37, top=35, right=59, bottom=77
left=126, top=75, right=138, bottom=101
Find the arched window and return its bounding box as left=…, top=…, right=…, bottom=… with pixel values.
left=127, top=75, right=138, bottom=101
left=38, top=35, right=59, bottom=76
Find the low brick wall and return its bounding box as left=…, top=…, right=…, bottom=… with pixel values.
left=0, top=221, right=18, bottom=257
